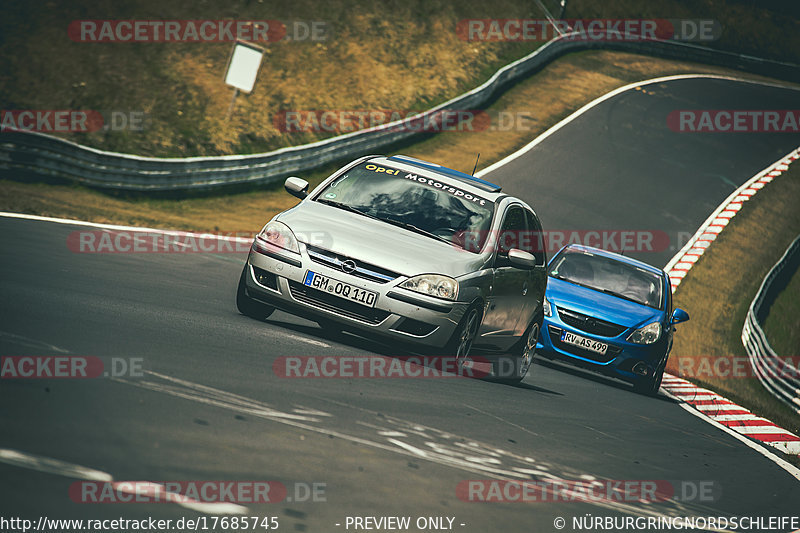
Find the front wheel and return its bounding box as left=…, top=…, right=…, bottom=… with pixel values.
left=236, top=265, right=275, bottom=320
left=633, top=358, right=666, bottom=396
left=494, top=319, right=541, bottom=384
left=445, top=306, right=480, bottom=373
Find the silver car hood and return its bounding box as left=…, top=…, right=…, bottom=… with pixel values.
left=277, top=201, right=488, bottom=277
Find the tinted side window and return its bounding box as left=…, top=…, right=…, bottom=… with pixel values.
left=525, top=211, right=546, bottom=265
left=498, top=206, right=527, bottom=255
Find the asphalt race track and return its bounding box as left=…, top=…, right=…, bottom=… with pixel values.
left=2, top=76, right=800, bottom=532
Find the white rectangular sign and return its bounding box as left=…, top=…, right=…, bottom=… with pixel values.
left=224, top=41, right=264, bottom=93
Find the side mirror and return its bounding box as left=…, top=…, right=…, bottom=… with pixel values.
left=284, top=177, right=309, bottom=199
left=671, top=308, right=690, bottom=325
left=508, top=249, right=537, bottom=269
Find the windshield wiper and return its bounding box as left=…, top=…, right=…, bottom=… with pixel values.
left=317, top=198, right=382, bottom=222
left=317, top=199, right=455, bottom=247
left=552, top=275, right=605, bottom=293
left=552, top=274, right=653, bottom=307
left=373, top=216, right=454, bottom=246
left=600, top=288, right=644, bottom=306
left=551, top=274, right=592, bottom=289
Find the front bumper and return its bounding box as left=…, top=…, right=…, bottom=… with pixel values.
left=536, top=311, right=667, bottom=384
left=243, top=240, right=469, bottom=349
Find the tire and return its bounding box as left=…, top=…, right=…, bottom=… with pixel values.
left=633, top=358, right=665, bottom=396
left=494, top=318, right=541, bottom=384
left=445, top=306, right=481, bottom=373
left=236, top=265, right=275, bottom=320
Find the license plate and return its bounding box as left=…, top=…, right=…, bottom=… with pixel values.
left=560, top=330, right=609, bottom=355
left=303, top=271, right=378, bottom=308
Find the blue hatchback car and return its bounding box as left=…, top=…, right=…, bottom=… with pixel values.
left=537, top=244, right=689, bottom=395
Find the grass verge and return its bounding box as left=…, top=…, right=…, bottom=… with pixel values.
left=1, top=1, right=798, bottom=157
left=666, top=159, right=800, bottom=462
left=0, top=0, right=549, bottom=157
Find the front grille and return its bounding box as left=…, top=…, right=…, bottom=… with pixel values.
left=306, top=245, right=399, bottom=284
left=288, top=281, right=390, bottom=325
left=557, top=308, right=627, bottom=337
left=548, top=326, right=621, bottom=363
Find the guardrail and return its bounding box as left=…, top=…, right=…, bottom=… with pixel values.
left=742, top=235, right=800, bottom=415
left=2, top=33, right=799, bottom=191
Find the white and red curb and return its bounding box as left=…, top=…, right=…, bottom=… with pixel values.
left=661, top=375, right=800, bottom=456
left=665, top=147, right=800, bottom=293
left=662, top=146, right=800, bottom=458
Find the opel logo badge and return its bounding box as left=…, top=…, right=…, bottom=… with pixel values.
left=341, top=259, right=357, bottom=274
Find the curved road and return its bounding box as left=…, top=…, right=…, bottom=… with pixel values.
left=2, top=77, right=799, bottom=532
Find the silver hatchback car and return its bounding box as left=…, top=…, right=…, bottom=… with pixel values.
left=237, top=155, right=547, bottom=382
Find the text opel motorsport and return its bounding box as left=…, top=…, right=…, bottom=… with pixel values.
left=236, top=155, right=547, bottom=383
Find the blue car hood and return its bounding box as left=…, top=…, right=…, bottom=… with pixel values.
left=546, top=277, right=662, bottom=329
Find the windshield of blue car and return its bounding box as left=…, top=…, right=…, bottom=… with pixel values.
left=313, top=163, right=496, bottom=252
left=549, top=251, right=664, bottom=309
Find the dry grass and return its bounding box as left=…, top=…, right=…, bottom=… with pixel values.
left=0, top=0, right=540, bottom=157
left=0, top=179, right=305, bottom=233
left=2, top=1, right=798, bottom=157
left=666, top=162, right=800, bottom=445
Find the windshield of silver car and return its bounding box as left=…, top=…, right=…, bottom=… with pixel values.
left=313, top=163, right=496, bottom=253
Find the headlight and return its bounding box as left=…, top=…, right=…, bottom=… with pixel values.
left=543, top=298, right=552, bottom=317
left=627, top=321, right=662, bottom=344
left=400, top=274, right=458, bottom=301
left=257, top=221, right=300, bottom=254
